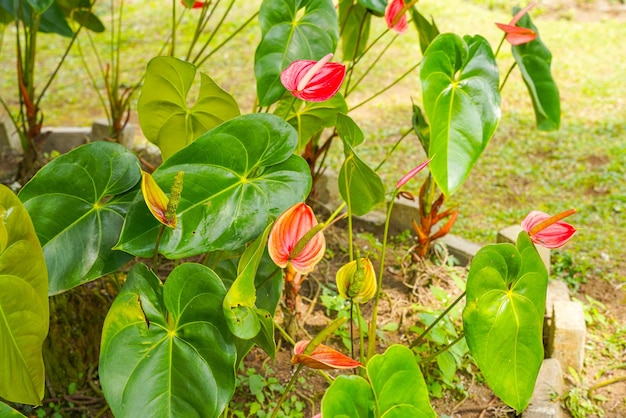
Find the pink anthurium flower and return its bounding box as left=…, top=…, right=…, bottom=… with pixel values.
left=280, top=53, right=346, bottom=102
left=385, top=0, right=408, bottom=33
left=291, top=340, right=362, bottom=370
left=521, top=209, right=576, bottom=248
left=268, top=203, right=326, bottom=275
left=495, top=2, right=538, bottom=45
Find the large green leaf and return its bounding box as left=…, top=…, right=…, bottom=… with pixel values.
left=275, top=93, right=348, bottom=152
left=138, top=56, right=241, bottom=161
left=337, top=114, right=385, bottom=216
left=420, top=33, right=500, bottom=196
left=0, top=185, right=48, bottom=405
left=462, top=232, right=547, bottom=413
left=100, top=263, right=236, bottom=418
left=18, top=142, right=140, bottom=295
left=512, top=11, right=560, bottom=131
left=339, top=0, right=371, bottom=61
left=0, top=402, right=27, bottom=417
left=411, top=7, right=439, bottom=55
left=117, top=114, right=311, bottom=258
left=255, top=0, right=338, bottom=106
left=0, top=0, right=73, bottom=36
left=321, top=345, right=435, bottom=417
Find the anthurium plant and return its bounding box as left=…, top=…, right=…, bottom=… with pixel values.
left=0, top=0, right=568, bottom=416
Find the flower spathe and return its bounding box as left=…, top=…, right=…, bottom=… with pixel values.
left=280, top=53, right=346, bottom=102
left=268, top=203, right=326, bottom=275
left=522, top=209, right=576, bottom=248
left=291, top=340, right=361, bottom=370
left=396, top=159, right=431, bottom=189
left=385, top=0, right=408, bottom=33
left=335, top=257, right=377, bottom=303
left=141, top=171, right=176, bottom=228
left=495, top=2, right=538, bottom=46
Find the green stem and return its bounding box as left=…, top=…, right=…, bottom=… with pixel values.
left=349, top=61, right=421, bottom=112
left=269, top=364, right=303, bottom=418
left=355, top=302, right=365, bottom=365
left=494, top=34, right=506, bottom=58
left=410, top=291, right=466, bottom=348
left=588, top=375, right=626, bottom=397
left=347, top=33, right=399, bottom=97
left=417, top=332, right=465, bottom=363
left=350, top=299, right=355, bottom=360
left=152, top=224, right=166, bottom=272
left=367, top=189, right=399, bottom=361
left=170, top=0, right=176, bottom=56
left=374, top=127, right=412, bottom=172
left=275, top=320, right=296, bottom=346
left=499, top=61, right=517, bottom=92
left=343, top=11, right=369, bottom=95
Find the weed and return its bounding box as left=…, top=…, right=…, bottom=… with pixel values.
left=560, top=367, right=606, bottom=418
left=552, top=250, right=592, bottom=292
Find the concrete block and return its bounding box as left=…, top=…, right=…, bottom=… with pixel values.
left=440, top=233, right=481, bottom=267
left=40, top=127, right=90, bottom=154
left=0, top=108, right=22, bottom=154
left=498, top=224, right=550, bottom=275
left=545, top=280, right=570, bottom=320
left=522, top=358, right=565, bottom=418
left=387, top=196, right=420, bottom=236
left=549, top=301, right=586, bottom=373
left=90, top=119, right=135, bottom=149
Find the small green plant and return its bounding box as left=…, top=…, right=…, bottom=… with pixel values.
left=552, top=250, right=592, bottom=292
left=560, top=367, right=606, bottom=418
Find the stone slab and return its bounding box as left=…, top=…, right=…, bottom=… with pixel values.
left=90, top=118, right=135, bottom=149
left=440, top=233, right=481, bottom=267
left=549, top=300, right=586, bottom=373
left=498, top=224, right=551, bottom=274
left=522, top=358, right=565, bottom=418
left=0, top=108, right=22, bottom=153
left=40, top=127, right=90, bottom=154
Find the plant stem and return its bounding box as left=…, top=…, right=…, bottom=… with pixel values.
left=269, top=364, right=303, bottom=418
left=275, top=320, right=296, bottom=346
left=499, top=61, right=517, bottom=92
left=417, top=332, right=465, bottom=363
left=347, top=33, right=399, bottom=97
left=410, top=291, right=466, bottom=348
left=588, top=375, right=626, bottom=397
left=152, top=224, right=166, bottom=272
left=349, top=61, right=421, bottom=111
left=494, top=34, right=506, bottom=58
left=355, top=302, right=365, bottom=365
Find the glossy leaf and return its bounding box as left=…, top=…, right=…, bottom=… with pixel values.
left=462, top=232, right=547, bottom=413
left=223, top=223, right=271, bottom=339
left=412, top=103, right=430, bottom=155
left=420, top=33, right=501, bottom=196
left=117, top=114, right=311, bottom=259
left=321, top=345, right=435, bottom=417
left=512, top=11, right=560, bottom=131
left=276, top=93, right=348, bottom=152
left=337, top=114, right=384, bottom=216
left=100, top=263, right=236, bottom=418
left=138, top=56, right=240, bottom=161
left=0, top=185, right=48, bottom=405
left=411, top=7, right=439, bottom=55
left=255, top=0, right=338, bottom=106
left=357, top=0, right=386, bottom=16
left=339, top=0, right=371, bottom=61
left=19, top=142, right=140, bottom=295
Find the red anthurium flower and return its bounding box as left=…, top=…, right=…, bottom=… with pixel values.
left=495, top=2, right=538, bottom=45
left=268, top=203, right=326, bottom=275
left=521, top=209, right=576, bottom=248
left=280, top=53, right=346, bottom=102
left=291, top=340, right=362, bottom=370
left=181, top=0, right=206, bottom=8
left=385, top=0, right=408, bottom=33
left=396, top=159, right=431, bottom=189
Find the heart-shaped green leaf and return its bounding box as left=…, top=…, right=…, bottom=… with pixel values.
left=420, top=33, right=500, bottom=196
left=117, top=113, right=311, bottom=258
left=337, top=114, right=385, bottom=216
left=100, top=263, right=236, bottom=418
left=0, top=185, right=48, bottom=405
left=255, top=0, right=339, bottom=106
left=276, top=93, right=348, bottom=152
left=19, top=142, right=140, bottom=295
left=339, top=0, right=371, bottom=61
left=512, top=11, right=560, bottom=131
left=138, top=56, right=240, bottom=161
left=321, top=345, right=436, bottom=417
left=462, top=232, right=547, bottom=413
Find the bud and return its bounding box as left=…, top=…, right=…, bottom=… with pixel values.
left=291, top=340, right=361, bottom=370
left=335, top=257, right=377, bottom=303
left=521, top=209, right=576, bottom=248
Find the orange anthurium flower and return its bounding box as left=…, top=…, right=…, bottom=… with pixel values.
left=385, top=0, right=408, bottom=33
left=280, top=53, right=346, bottom=102
left=335, top=257, right=377, bottom=303
left=268, top=203, right=326, bottom=275
left=291, top=340, right=362, bottom=370
left=521, top=209, right=576, bottom=248
left=495, top=2, right=538, bottom=45
left=141, top=171, right=181, bottom=228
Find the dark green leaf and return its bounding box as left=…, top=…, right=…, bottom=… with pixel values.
left=412, top=103, right=430, bottom=154
left=117, top=114, right=311, bottom=258
left=25, top=0, right=54, bottom=14
left=339, top=0, right=371, bottom=61
left=512, top=11, right=560, bottom=131
left=19, top=142, right=140, bottom=295
left=70, top=10, right=104, bottom=32
left=0, top=185, right=48, bottom=405
left=462, top=233, right=547, bottom=413
left=100, top=263, right=237, bottom=418
left=411, top=7, right=439, bottom=55
left=138, top=56, right=240, bottom=161
left=357, top=0, right=386, bottom=16
left=1, top=0, right=73, bottom=36
left=255, top=0, right=338, bottom=106
left=420, top=33, right=501, bottom=196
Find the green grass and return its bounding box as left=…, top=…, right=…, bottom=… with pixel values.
left=1, top=0, right=624, bottom=282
